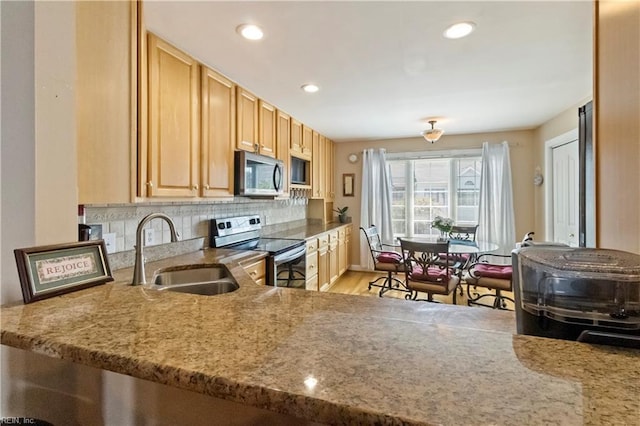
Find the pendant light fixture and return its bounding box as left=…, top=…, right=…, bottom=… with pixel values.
left=421, top=120, right=444, bottom=143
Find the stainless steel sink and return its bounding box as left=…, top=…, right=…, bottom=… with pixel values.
left=152, top=265, right=238, bottom=296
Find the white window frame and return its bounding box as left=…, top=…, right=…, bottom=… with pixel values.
left=388, top=149, right=482, bottom=238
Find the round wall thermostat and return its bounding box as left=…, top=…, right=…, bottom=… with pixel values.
left=348, top=154, right=358, bottom=163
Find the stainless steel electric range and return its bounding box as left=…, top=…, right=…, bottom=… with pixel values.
left=209, top=215, right=306, bottom=288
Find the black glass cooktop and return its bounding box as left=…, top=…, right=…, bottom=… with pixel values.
left=232, top=238, right=305, bottom=255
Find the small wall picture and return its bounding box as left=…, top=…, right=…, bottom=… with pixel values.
left=14, top=240, right=113, bottom=304
left=343, top=173, right=355, bottom=197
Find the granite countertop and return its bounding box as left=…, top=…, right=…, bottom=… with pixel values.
left=1, top=247, right=639, bottom=425
left=262, top=221, right=351, bottom=240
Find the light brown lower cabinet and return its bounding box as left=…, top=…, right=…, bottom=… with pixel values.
left=305, top=238, right=319, bottom=291
left=338, top=228, right=347, bottom=275
left=317, top=233, right=330, bottom=292
left=242, top=258, right=266, bottom=286
left=328, top=230, right=339, bottom=285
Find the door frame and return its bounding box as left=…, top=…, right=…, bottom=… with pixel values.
left=544, top=128, right=578, bottom=241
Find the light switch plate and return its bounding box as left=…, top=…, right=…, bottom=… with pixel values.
left=103, top=233, right=116, bottom=254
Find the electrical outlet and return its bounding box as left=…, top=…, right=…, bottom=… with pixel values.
left=103, top=233, right=116, bottom=254
left=144, top=228, right=156, bottom=246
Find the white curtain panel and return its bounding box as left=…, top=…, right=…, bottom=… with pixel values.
left=359, top=148, right=394, bottom=268
left=477, top=141, right=516, bottom=261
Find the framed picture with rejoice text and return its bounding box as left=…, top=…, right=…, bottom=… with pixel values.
left=14, top=240, right=113, bottom=304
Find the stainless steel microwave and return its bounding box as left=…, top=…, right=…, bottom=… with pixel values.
left=234, top=151, right=284, bottom=197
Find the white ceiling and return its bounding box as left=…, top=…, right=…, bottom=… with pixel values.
left=144, top=1, right=593, bottom=142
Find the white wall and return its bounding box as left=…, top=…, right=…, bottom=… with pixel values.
left=1, top=1, right=76, bottom=418
left=333, top=130, right=536, bottom=267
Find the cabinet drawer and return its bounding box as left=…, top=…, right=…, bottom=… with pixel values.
left=306, top=251, right=318, bottom=277
left=306, top=238, right=318, bottom=252
left=242, top=259, right=266, bottom=283
left=346, top=225, right=352, bottom=236
left=317, top=234, right=329, bottom=247
left=328, top=230, right=339, bottom=242
left=338, top=229, right=346, bottom=240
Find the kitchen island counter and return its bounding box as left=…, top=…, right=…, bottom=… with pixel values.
left=1, top=248, right=638, bottom=425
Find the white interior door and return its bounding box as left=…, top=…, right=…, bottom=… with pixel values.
left=551, top=140, right=579, bottom=246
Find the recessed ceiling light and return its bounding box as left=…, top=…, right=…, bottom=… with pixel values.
left=301, top=84, right=319, bottom=93
left=443, top=22, right=476, bottom=39
left=236, top=24, right=263, bottom=41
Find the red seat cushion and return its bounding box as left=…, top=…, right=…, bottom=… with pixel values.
left=474, top=263, right=512, bottom=279
left=376, top=251, right=402, bottom=264
left=410, top=266, right=449, bottom=280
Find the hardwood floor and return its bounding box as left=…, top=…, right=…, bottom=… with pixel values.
left=328, top=270, right=516, bottom=310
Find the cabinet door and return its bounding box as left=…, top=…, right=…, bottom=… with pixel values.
left=338, top=228, right=347, bottom=275
left=346, top=226, right=352, bottom=269
left=311, top=132, right=325, bottom=198
left=147, top=33, right=200, bottom=197
left=326, top=139, right=335, bottom=201
left=318, top=245, right=329, bottom=292
left=328, top=231, right=339, bottom=284
left=277, top=110, right=291, bottom=197
left=290, top=118, right=304, bottom=158
left=258, top=100, right=276, bottom=158
left=302, top=124, right=313, bottom=160
left=77, top=0, right=133, bottom=204
left=305, top=249, right=319, bottom=290
left=236, top=87, right=258, bottom=152
left=201, top=66, right=235, bottom=198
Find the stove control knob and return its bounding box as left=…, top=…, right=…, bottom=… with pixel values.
left=217, top=223, right=225, bottom=230
left=226, top=221, right=232, bottom=228
left=256, top=218, right=261, bottom=224
left=249, top=218, right=256, bottom=225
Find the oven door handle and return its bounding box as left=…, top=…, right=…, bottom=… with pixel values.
left=273, top=245, right=306, bottom=265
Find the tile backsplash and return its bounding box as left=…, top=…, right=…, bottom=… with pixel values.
left=85, top=199, right=307, bottom=253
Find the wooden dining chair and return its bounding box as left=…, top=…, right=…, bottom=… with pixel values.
left=398, top=238, right=460, bottom=304
left=360, top=225, right=408, bottom=297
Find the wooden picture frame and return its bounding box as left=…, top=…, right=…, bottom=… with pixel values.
left=343, top=173, right=355, bottom=197
left=14, top=240, right=114, bottom=304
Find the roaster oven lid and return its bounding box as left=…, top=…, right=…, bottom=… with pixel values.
left=517, top=247, right=640, bottom=281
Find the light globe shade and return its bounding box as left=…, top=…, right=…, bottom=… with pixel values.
left=421, top=128, right=444, bottom=143
left=421, top=120, right=445, bottom=143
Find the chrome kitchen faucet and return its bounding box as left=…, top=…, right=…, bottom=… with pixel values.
left=131, top=213, right=179, bottom=285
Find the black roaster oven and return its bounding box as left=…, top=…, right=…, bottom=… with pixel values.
left=512, top=246, right=640, bottom=348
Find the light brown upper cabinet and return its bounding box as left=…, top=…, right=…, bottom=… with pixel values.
left=312, top=132, right=326, bottom=198
left=147, top=33, right=200, bottom=197
left=277, top=110, right=291, bottom=197
left=236, top=87, right=259, bottom=153
left=325, top=138, right=335, bottom=202
left=201, top=66, right=236, bottom=198
left=291, top=121, right=312, bottom=160
left=77, top=0, right=134, bottom=204
left=258, top=100, right=277, bottom=158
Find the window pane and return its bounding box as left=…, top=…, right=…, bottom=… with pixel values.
left=455, top=158, right=481, bottom=224
left=388, top=156, right=481, bottom=239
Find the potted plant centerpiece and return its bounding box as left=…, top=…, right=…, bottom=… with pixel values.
left=431, top=216, right=454, bottom=242
left=334, top=206, right=349, bottom=223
